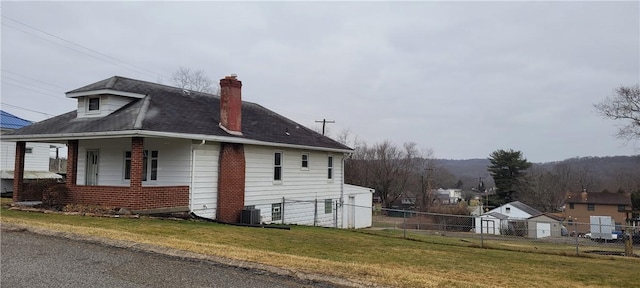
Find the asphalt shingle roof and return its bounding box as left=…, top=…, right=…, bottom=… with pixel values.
left=508, top=201, right=542, bottom=217
left=8, top=76, right=351, bottom=151
left=564, top=191, right=631, bottom=205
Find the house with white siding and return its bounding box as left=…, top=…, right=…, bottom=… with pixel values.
left=474, top=201, right=541, bottom=235
left=3, top=75, right=373, bottom=228
left=1, top=110, right=62, bottom=196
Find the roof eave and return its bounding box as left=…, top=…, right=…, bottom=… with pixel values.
left=66, top=89, right=146, bottom=99
left=2, top=130, right=354, bottom=153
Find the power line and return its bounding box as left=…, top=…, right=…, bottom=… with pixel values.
left=1, top=102, right=56, bottom=117
left=1, top=15, right=168, bottom=80
left=2, top=75, right=62, bottom=95
left=2, top=69, right=67, bottom=90
left=2, top=81, right=69, bottom=100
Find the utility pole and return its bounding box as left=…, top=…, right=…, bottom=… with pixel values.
left=315, top=119, right=335, bottom=135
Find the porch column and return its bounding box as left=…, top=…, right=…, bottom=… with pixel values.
left=130, top=137, right=144, bottom=208
left=66, top=140, right=78, bottom=188
left=12, top=141, right=26, bottom=202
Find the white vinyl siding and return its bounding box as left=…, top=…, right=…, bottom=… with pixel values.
left=0, top=141, right=51, bottom=171
left=77, top=95, right=135, bottom=118
left=190, top=143, right=219, bottom=220
left=244, top=145, right=343, bottom=225
left=76, top=138, right=192, bottom=186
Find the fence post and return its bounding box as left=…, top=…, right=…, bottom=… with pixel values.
left=444, top=217, right=447, bottom=232
left=480, top=219, right=484, bottom=248
left=314, top=199, right=318, bottom=226
left=403, top=209, right=407, bottom=239
left=575, top=222, right=579, bottom=256
left=282, top=197, right=285, bottom=224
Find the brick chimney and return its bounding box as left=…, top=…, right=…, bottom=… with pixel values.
left=219, top=75, right=242, bottom=135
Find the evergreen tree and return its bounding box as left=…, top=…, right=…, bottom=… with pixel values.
left=487, top=149, right=532, bottom=206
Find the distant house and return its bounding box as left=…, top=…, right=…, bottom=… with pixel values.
left=1, top=110, right=62, bottom=198
left=527, top=213, right=564, bottom=239
left=474, top=201, right=541, bottom=235
left=563, top=190, right=631, bottom=234
left=3, top=75, right=373, bottom=228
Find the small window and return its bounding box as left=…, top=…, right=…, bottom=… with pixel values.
left=569, top=203, right=574, bottom=209
left=568, top=219, right=574, bottom=226
left=587, top=203, right=595, bottom=211
left=25, top=147, right=33, bottom=154
left=327, top=155, right=333, bottom=179
left=301, top=153, right=309, bottom=169
left=274, top=152, right=282, bottom=181
left=88, top=97, right=100, bottom=111
left=272, top=203, right=282, bottom=221
left=505, top=207, right=511, bottom=213
left=325, top=199, right=332, bottom=214
left=618, top=204, right=626, bottom=212
left=244, top=205, right=255, bottom=210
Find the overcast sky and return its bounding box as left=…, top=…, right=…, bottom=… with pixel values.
left=1, top=1, right=639, bottom=163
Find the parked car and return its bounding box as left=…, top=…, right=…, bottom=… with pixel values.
left=584, top=231, right=621, bottom=242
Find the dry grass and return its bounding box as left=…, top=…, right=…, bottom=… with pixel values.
left=1, top=205, right=639, bottom=288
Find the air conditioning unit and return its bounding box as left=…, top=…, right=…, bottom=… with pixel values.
left=241, top=209, right=260, bottom=225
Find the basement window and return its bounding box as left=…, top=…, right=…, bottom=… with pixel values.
left=325, top=199, right=332, bottom=214
left=272, top=203, right=282, bottom=221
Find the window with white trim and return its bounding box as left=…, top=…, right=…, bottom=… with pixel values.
left=325, top=199, right=332, bottom=214
left=327, top=155, right=334, bottom=179
left=301, top=153, right=309, bottom=169
left=87, top=97, right=100, bottom=112
left=124, top=150, right=158, bottom=181
left=272, top=203, right=282, bottom=221
left=274, top=151, right=282, bottom=181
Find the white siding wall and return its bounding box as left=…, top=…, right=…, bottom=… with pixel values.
left=244, top=145, right=343, bottom=226
left=76, top=138, right=192, bottom=186
left=190, top=143, right=219, bottom=219
left=1, top=141, right=51, bottom=171
left=342, top=184, right=373, bottom=229
left=76, top=95, right=134, bottom=118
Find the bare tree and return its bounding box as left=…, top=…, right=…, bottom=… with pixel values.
left=594, top=84, right=640, bottom=142
left=518, top=167, right=564, bottom=212
left=171, top=67, right=218, bottom=94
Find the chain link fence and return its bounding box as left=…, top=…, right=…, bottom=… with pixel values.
left=280, top=197, right=340, bottom=228
left=370, top=207, right=639, bottom=257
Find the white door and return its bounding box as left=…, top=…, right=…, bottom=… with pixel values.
left=85, top=150, right=99, bottom=185
left=536, top=223, right=551, bottom=238
left=347, top=196, right=355, bottom=228
left=190, top=146, right=219, bottom=219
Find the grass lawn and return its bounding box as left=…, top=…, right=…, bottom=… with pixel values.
left=1, top=202, right=638, bottom=288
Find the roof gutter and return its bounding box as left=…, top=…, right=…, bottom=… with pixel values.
left=2, top=130, right=354, bottom=154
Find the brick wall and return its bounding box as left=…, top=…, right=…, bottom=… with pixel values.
left=59, top=137, right=188, bottom=211
left=564, top=203, right=627, bottom=234
left=64, top=185, right=189, bottom=210
left=66, top=140, right=79, bottom=188
left=217, top=142, right=246, bottom=223
left=12, top=141, right=25, bottom=201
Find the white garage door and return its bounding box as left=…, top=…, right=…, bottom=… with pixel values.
left=536, top=223, right=551, bottom=238
left=190, top=145, right=219, bottom=220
